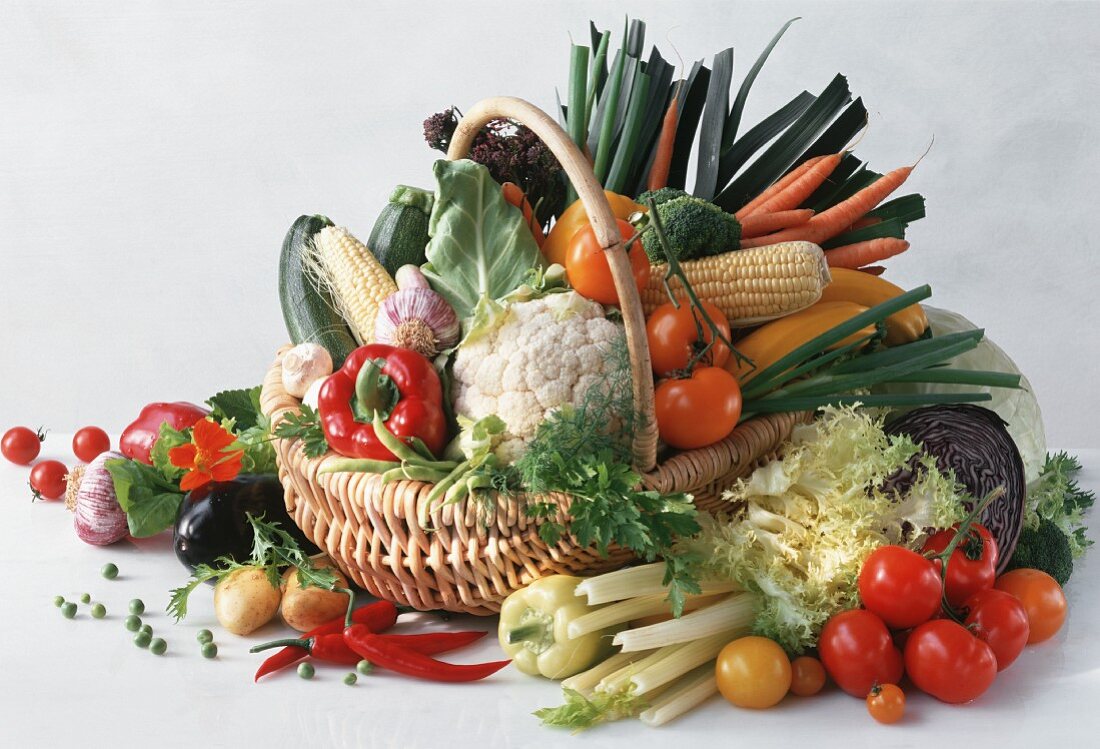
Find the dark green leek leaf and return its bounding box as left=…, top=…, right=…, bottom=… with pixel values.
left=589, top=22, right=609, bottom=101
left=867, top=194, right=926, bottom=223
left=585, top=31, right=611, bottom=130
left=715, top=91, right=816, bottom=191
left=667, top=61, right=710, bottom=190
left=808, top=162, right=880, bottom=212
left=628, top=49, right=674, bottom=190
left=605, top=68, right=652, bottom=193
left=714, top=74, right=852, bottom=211
left=795, top=97, right=868, bottom=164
left=724, top=18, right=800, bottom=152
left=800, top=152, right=862, bottom=207
left=694, top=47, right=735, bottom=200
left=823, top=216, right=908, bottom=249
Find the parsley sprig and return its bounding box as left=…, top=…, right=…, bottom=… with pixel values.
left=167, top=514, right=338, bottom=621
left=272, top=404, right=329, bottom=458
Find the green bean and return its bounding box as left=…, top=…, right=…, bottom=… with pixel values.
left=149, top=638, right=167, bottom=655
left=79, top=593, right=91, bottom=604
left=91, top=603, right=106, bottom=619
left=201, top=642, right=218, bottom=659
left=196, top=629, right=213, bottom=644
left=101, top=563, right=119, bottom=579
left=407, top=437, right=436, bottom=461
left=52, top=596, right=64, bottom=608
left=61, top=602, right=77, bottom=619
left=425, top=460, right=471, bottom=507
left=125, top=615, right=142, bottom=632
left=133, top=631, right=152, bottom=648
left=343, top=672, right=357, bottom=685
left=320, top=458, right=400, bottom=475
left=129, top=599, right=145, bottom=615
left=382, top=465, right=450, bottom=484
left=297, top=662, right=315, bottom=679
left=370, top=413, right=425, bottom=464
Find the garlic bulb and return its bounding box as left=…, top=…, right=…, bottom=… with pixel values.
left=68, top=451, right=129, bottom=545
left=394, top=264, right=431, bottom=291
left=374, top=288, right=460, bottom=358
left=282, top=342, right=334, bottom=399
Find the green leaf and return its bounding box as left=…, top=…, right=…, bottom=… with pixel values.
left=604, top=67, right=652, bottom=194
left=206, top=386, right=263, bottom=431
left=666, top=61, right=710, bottom=190
left=866, top=193, right=926, bottom=224
left=149, top=421, right=191, bottom=481
left=794, top=97, right=868, bottom=163
left=535, top=687, right=647, bottom=732
left=272, top=404, right=329, bottom=458
left=822, top=217, right=908, bottom=249
left=723, top=18, right=800, bottom=152
left=693, top=47, right=734, bottom=201
left=237, top=423, right=277, bottom=475
left=715, top=90, right=816, bottom=190
left=422, top=159, right=544, bottom=321
left=105, top=458, right=185, bottom=538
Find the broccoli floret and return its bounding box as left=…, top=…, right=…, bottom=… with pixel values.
left=641, top=196, right=742, bottom=263
left=1005, top=518, right=1073, bottom=586
left=636, top=187, right=690, bottom=207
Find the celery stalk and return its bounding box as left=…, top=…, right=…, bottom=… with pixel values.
left=638, top=663, right=718, bottom=727
left=598, top=645, right=685, bottom=694
left=561, top=650, right=653, bottom=695
left=575, top=563, right=740, bottom=605
left=630, top=631, right=740, bottom=695
left=613, top=593, right=757, bottom=652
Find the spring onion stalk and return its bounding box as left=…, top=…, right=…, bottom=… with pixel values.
left=564, top=43, right=591, bottom=205
left=613, top=593, right=757, bottom=652
left=598, top=644, right=686, bottom=693
left=630, top=630, right=741, bottom=695
left=828, top=330, right=984, bottom=376
left=575, top=563, right=740, bottom=605
left=592, top=23, right=628, bottom=183
left=561, top=650, right=654, bottom=695
left=638, top=663, right=718, bottom=727
left=739, top=331, right=878, bottom=401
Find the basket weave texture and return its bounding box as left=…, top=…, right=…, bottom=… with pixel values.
left=262, top=96, right=804, bottom=615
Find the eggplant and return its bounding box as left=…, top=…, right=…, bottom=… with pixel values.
left=173, top=475, right=317, bottom=572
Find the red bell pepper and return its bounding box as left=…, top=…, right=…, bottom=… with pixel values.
left=120, top=402, right=210, bottom=464
left=318, top=344, right=447, bottom=461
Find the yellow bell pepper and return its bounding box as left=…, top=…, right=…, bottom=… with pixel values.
left=541, top=191, right=645, bottom=267
left=498, top=575, right=619, bottom=680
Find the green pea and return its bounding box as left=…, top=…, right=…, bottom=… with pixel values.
left=196, top=629, right=213, bottom=644
left=124, top=615, right=142, bottom=632
left=343, top=672, right=357, bottom=686
left=356, top=660, right=374, bottom=675
left=133, top=631, right=152, bottom=648
left=79, top=593, right=91, bottom=604
left=101, top=562, right=119, bottom=579
left=149, top=638, right=167, bottom=655
left=61, top=602, right=77, bottom=619
left=52, top=596, right=64, bottom=608
left=297, top=662, right=315, bottom=680
left=139, top=624, right=152, bottom=637
left=201, top=642, right=218, bottom=659
left=91, top=603, right=106, bottom=619
left=129, top=599, right=145, bottom=615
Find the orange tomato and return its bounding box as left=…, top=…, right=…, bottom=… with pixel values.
left=646, top=300, right=731, bottom=376
left=789, top=656, right=827, bottom=697
left=866, top=683, right=905, bottom=724
left=994, top=568, right=1067, bottom=644
left=565, top=219, right=650, bottom=307
left=715, top=636, right=792, bottom=709
left=654, top=367, right=742, bottom=450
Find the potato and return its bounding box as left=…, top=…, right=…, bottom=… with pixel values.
left=280, top=559, right=350, bottom=632
left=213, top=566, right=281, bottom=635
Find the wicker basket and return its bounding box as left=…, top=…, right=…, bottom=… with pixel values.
left=260, top=96, right=804, bottom=615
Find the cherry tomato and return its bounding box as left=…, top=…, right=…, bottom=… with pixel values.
left=904, top=619, right=998, bottom=704
left=2, top=426, right=44, bottom=465
left=995, top=568, right=1067, bottom=644
left=789, top=655, right=827, bottom=697
left=818, top=609, right=904, bottom=698
left=715, top=636, right=791, bottom=709
left=30, top=460, right=68, bottom=501
left=654, top=367, right=742, bottom=449
left=646, top=300, right=731, bottom=376
left=565, top=219, right=650, bottom=307
left=964, top=588, right=1029, bottom=670
left=72, top=426, right=112, bottom=463
left=923, top=523, right=998, bottom=608
left=866, top=683, right=905, bottom=724
left=858, top=545, right=942, bottom=629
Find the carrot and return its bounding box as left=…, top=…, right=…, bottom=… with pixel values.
left=734, top=155, right=827, bottom=220
left=501, top=182, right=545, bottom=248
left=825, top=238, right=910, bottom=268
left=739, top=209, right=814, bottom=239
left=647, top=98, right=679, bottom=192
left=739, top=165, right=915, bottom=248
left=752, top=153, right=843, bottom=215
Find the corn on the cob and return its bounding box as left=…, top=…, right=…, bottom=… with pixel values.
left=642, top=241, right=830, bottom=325
left=726, top=300, right=874, bottom=384
left=818, top=267, right=928, bottom=346
left=308, top=226, right=397, bottom=344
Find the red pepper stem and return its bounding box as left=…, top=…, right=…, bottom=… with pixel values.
left=352, top=358, right=399, bottom=422
left=250, top=638, right=310, bottom=654
left=342, top=587, right=356, bottom=629
left=935, top=485, right=1005, bottom=623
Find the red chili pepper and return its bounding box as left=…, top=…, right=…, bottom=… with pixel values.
left=120, top=402, right=210, bottom=464
left=343, top=624, right=510, bottom=683
left=318, top=345, right=447, bottom=461
left=252, top=630, right=489, bottom=670
left=253, top=601, right=398, bottom=681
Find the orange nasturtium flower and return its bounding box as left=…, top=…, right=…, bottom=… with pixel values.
left=169, top=418, right=244, bottom=491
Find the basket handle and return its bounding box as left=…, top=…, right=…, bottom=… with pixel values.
left=445, top=97, right=658, bottom=471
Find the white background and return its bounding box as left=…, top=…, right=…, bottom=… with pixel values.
left=1, top=0, right=1098, bottom=445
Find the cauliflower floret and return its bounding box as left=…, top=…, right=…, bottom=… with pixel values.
left=452, top=291, right=624, bottom=462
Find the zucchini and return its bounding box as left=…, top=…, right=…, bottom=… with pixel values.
left=278, top=214, right=357, bottom=368
left=366, top=185, right=434, bottom=276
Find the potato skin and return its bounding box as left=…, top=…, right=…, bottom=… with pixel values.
left=280, top=560, right=350, bottom=632
left=213, top=567, right=282, bottom=635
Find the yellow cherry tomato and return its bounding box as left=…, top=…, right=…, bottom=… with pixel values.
left=715, top=636, right=792, bottom=709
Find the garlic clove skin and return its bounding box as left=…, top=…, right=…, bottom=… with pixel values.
left=374, top=288, right=460, bottom=358
left=282, top=342, right=334, bottom=399
left=394, top=264, right=432, bottom=291
left=73, top=451, right=130, bottom=546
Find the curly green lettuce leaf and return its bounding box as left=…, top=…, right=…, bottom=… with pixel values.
left=1027, top=452, right=1094, bottom=557
left=534, top=687, right=648, bottom=733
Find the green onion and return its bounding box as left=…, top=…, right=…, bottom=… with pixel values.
left=742, top=392, right=993, bottom=415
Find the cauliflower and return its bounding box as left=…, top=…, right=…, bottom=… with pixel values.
left=452, top=291, right=622, bottom=463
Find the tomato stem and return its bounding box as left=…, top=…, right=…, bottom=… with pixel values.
left=932, top=486, right=1005, bottom=623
